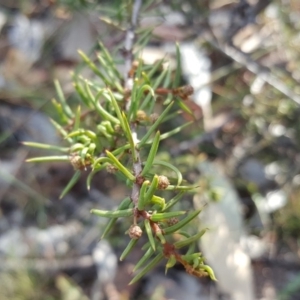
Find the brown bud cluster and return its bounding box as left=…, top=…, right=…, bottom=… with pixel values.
left=157, top=175, right=170, bottom=190
left=136, top=110, right=147, bottom=122
left=135, top=175, right=145, bottom=186
left=114, top=124, right=122, bottom=133
left=106, top=164, right=118, bottom=174
left=167, top=217, right=179, bottom=226
left=173, top=85, right=194, bottom=99
left=70, top=154, right=90, bottom=170
left=128, top=224, right=143, bottom=239
left=149, top=113, right=159, bottom=123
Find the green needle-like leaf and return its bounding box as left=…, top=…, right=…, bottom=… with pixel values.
left=107, top=89, right=126, bottom=132
left=173, top=42, right=182, bottom=88
left=182, top=253, right=203, bottom=264
left=105, top=151, right=136, bottom=181
left=133, top=247, right=154, bottom=272
left=76, top=135, right=90, bottom=144
left=163, top=66, right=172, bottom=88
left=68, top=129, right=97, bottom=140
left=78, top=50, right=108, bottom=84
left=150, top=210, right=187, bottom=222
left=98, top=41, right=122, bottom=81
left=140, top=68, right=169, bottom=111
left=138, top=102, right=174, bottom=147
left=177, top=231, right=191, bottom=238
left=88, top=143, right=96, bottom=155
left=54, top=79, right=74, bottom=119
left=163, top=209, right=202, bottom=235
left=160, top=110, right=182, bottom=123
left=22, top=142, right=69, bottom=152
left=121, top=111, right=137, bottom=162
left=149, top=195, right=165, bottom=210
left=199, top=265, right=217, bottom=281
left=50, top=119, right=73, bottom=143
left=162, top=193, right=184, bottom=212
left=147, top=58, right=165, bottom=80
left=120, top=239, right=139, bottom=261
left=153, top=67, right=169, bottom=90
left=141, top=241, right=151, bottom=251
left=135, top=27, right=153, bottom=53
left=138, top=180, right=150, bottom=210
left=177, top=99, right=193, bottom=115
left=174, top=229, right=207, bottom=249
left=135, top=58, right=144, bottom=79
left=94, top=100, right=120, bottom=124
left=70, top=143, right=84, bottom=153
left=141, top=131, right=160, bottom=176
left=129, top=253, right=164, bottom=285
left=144, top=175, right=158, bottom=201
left=165, top=255, right=177, bottom=274
left=101, top=197, right=132, bottom=239
left=87, top=165, right=108, bottom=190
left=186, top=242, right=196, bottom=256
left=96, top=127, right=111, bottom=140
left=92, top=156, right=113, bottom=168
left=111, top=143, right=131, bottom=156
left=156, top=230, right=166, bottom=244
left=102, top=121, right=114, bottom=135
left=166, top=184, right=199, bottom=191
left=96, top=53, right=120, bottom=90
left=90, top=208, right=133, bottom=218
left=73, top=106, right=81, bottom=131
left=144, top=219, right=155, bottom=251
left=165, top=184, right=199, bottom=191
left=73, top=81, right=93, bottom=109
left=95, top=55, right=112, bottom=79
left=26, top=156, right=70, bottom=162
left=158, top=121, right=193, bottom=142
left=80, top=147, right=90, bottom=163
left=193, top=257, right=202, bottom=269
left=60, top=170, right=81, bottom=199
left=136, top=84, right=155, bottom=109
left=51, top=99, right=69, bottom=124
left=153, top=160, right=182, bottom=186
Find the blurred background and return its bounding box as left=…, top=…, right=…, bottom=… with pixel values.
left=1, top=0, right=300, bottom=299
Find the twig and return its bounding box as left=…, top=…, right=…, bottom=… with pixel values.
left=225, top=0, right=271, bottom=42
left=123, top=0, right=142, bottom=90
left=196, top=0, right=300, bottom=106
left=205, top=36, right=300, bottom=105
left=123, top=0, right=143, bottom=207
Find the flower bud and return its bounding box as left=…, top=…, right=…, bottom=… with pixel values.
left=106, top=164, right=118, bottom=174
left=136, top=110, right=147, bottom=122
left=114, top=124, right=122, bottom=133
left=149, top=113, right=159, bottom=123
left=132, top=60, right=139, bottom=69
left=167, top=217, right=179, bottom=226
left=173, top=85, right=194, bottom=99
left=157, top=175, right=170, bottom=190
left=70, top=154, right=84, bottom=170
left=128, top=224, right=143, bottom=239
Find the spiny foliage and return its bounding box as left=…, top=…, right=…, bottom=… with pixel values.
left=25, top=6, right=216, bottom=284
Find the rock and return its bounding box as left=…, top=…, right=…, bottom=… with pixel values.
left=195, top=160, right=256, bottom=300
